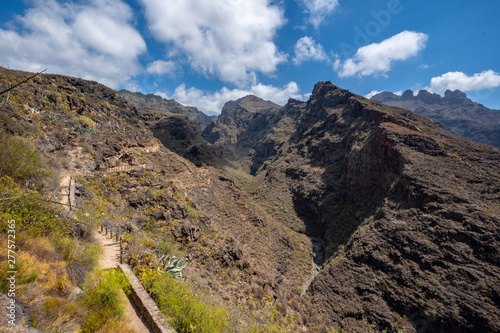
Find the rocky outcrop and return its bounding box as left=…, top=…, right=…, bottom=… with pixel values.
left=371, top=89, right=500, bottom=147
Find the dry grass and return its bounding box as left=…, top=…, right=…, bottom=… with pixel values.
left=0, top=234, right=131, bottom=332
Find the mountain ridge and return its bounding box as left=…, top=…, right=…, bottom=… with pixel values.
left=204, top=81, right=500, bottom=332
left=118, top=89, right=215, bottom=131
left=371, top=89, right=500, bottom=148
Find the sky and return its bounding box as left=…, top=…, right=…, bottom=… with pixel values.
left=1, top=0, right=499, bottom=114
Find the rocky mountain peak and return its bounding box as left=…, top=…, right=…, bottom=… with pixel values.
left=214, top=94, right=281, bottom=130
left=118, top=89, right=214, bottom=131
left=444, top=88, right=468, bottom=102
left=308, top=81, right=354, bottom=112
left=310, top=81, right=353, bottom=100
left=401, top=89, right=414, bottom=100
left=311, top=81, right=338, bottom=95
left=416, top=89, right=442, bottom=103
left=370, top=91, right=398, bottom=102
left=221, top=95, right=279, bottom=116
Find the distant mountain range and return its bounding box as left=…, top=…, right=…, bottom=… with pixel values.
left=371, top=89, right=500, bottom=148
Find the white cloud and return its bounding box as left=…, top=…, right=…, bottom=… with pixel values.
left=159, top=82, right=303, bottom=114
left=146, top=60, right=176, bottom=76
left=293, top=36, right=329, bottom=65
left=301, top=0, right=339, bottom=28
left=0, top=0, right=146, bottom=88
left=335, top=31, right=428, bottom=78
left=140, top=0, right=286, bottom=87
left=365, top=90, right=383, bottom=99
left=426, top=70, right=500, bottom=94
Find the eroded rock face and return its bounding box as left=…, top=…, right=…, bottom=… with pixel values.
left=206, top=81, right=500, bottom=332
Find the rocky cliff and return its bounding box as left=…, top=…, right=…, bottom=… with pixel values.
left=371, top=89, right=500, bottom=148
left=204, top=82, right=500, bottom=332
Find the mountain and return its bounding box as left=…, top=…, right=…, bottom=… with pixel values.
left=1, top=67, right=499, bottom=332
left=139, top=108, right=222, bottom=167
left=0, top=67, right=315, bottom=332
left=202, top=94, right=292, bottom=173
left=371, top=89, right=500, bottom=148
left=118, top=89, right=215, bottom=131
left=204, top=82, right=500, bottom=332
left=118, top=89, right=220, bottom=166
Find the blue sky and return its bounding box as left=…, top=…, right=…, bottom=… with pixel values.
left=1, top=0, right=499, bottom=114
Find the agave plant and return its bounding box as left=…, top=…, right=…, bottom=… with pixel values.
left=159, top=255, right=187, bottom=278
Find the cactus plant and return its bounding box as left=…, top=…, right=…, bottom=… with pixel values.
left=159, top=255, right=187, bottom=278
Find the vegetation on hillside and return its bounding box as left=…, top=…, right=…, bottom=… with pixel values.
left=81, top=161, right=301, bottom=332
left=0, top=126, right=131, bottom=331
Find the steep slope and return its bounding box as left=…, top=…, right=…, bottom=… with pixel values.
left=205, top=82, right=500, bottom=332
left=119, top=90, right=221, bottom=166
left=139, top=109, right=222, bottom=167
left=0, top=67, right=315, bottom=332
left=0, top=68, right=145, bottom=332
left=119, top=89, right=215, bottom=131
left=371, top=89, right=500, bottom=148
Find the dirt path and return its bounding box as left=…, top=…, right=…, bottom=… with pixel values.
left=57, top=145, right=157, bottom=333
left=94, top=231, right=152, bottom=333
left=58, top=172, right=71, bottom=213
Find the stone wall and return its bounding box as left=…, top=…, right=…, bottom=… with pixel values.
left=118, top=264, right=176, bottom=333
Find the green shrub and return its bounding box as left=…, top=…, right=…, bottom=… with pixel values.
left=174, top=191, right=185, bottom=201
left=185, top=204, right=199, bottom=219
left=0, top=177, right=69, bottom=237
left=18, top=270, right=39, bottom=284
left=80, top=268, right=129, bottom=332
left=141, top=270, right=231, bottom=333
left=394, top=221, right=408, bottom=230
left=409, top=208, right=418, bottom=216
left=79, top=115, right=96, bottom=130
left=388, top=200, right=400, bottom=209
left=74, top=202, right=102, bottom=230
left=0, top=131, right=51, bottom=183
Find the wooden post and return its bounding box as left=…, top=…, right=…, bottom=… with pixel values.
left=116, top=232, right=119, bottom=242
left=110, top=229, right=113, bottom=239
left=120, top=237, right=123, bottom=264
left=105, top=226, right=108, bottom=236
left=101, top=225, right=103, bottom=233
left=69, top=178, right=75, bottom=211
